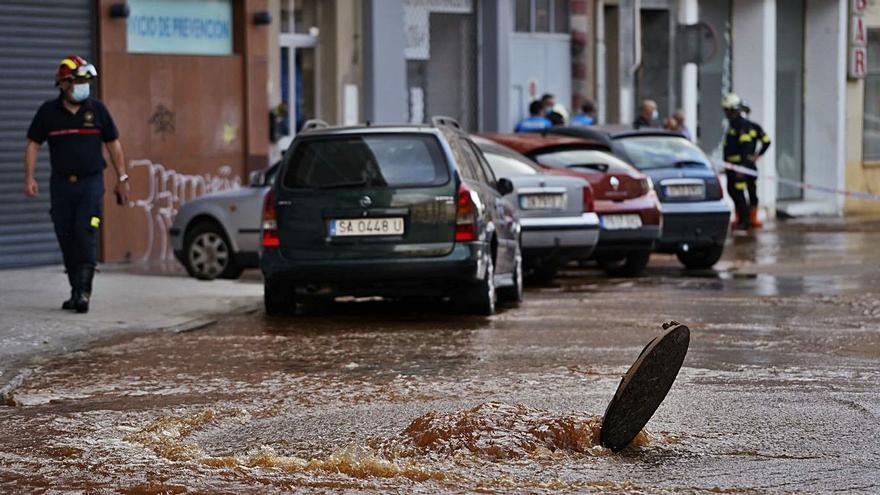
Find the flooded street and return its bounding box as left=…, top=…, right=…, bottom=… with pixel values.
left=1, top=220, right=879, bottom=494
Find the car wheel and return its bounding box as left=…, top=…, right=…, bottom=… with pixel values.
left=498, top=242, right=523, bottom=306
left=184, top=222, right=241, bottom=280
left=676, top=243, right=725, bottom=269
left=264, top=278, right=295, bottom=316
left=463, top=251, right=496, bottom=315
left=599, top=250, right=651, bottom=277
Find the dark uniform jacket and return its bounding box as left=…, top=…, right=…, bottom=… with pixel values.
left=723, top=115, right=771, bottom=169
left=27, top=96, right=119, bottom=178
left=633, top=115, right=653, bottom=130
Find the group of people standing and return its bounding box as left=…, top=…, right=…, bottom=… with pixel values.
left=515, top=94, right=694, bottom=142
left=513, top=93, right=592, bottom=132
left=632, top=99, right=691, bottom=141
left=513, top=92, right=771, bottom=232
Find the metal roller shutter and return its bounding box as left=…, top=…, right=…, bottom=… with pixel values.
left=0, top=0, right=94, bottom=268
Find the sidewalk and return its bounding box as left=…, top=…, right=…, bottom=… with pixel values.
left=0, top=265, right=262, bottom=394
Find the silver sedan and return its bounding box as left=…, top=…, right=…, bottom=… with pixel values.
left=472, top=136, right=599, bottom=280
left=169, top=163, right=278, bottom=280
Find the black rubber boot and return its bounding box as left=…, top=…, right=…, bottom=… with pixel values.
left=73, top=264, right=95, bottom=314
left=62, top=266, right=78, bottom=310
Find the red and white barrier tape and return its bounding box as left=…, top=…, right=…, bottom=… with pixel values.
left=715, top=161, right=880, bottom=202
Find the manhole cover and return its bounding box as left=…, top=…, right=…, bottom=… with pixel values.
left=600, top=322, right=690, bottom=452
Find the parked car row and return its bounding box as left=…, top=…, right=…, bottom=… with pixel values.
left=546, top=126, right=730, bottom=268
left=169, top=117, right=731, bottom=315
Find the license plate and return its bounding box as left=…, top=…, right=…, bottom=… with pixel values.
left=330, top=217, right=405, bottom=237
left=520, top=193, right=566, bottom=210
left=601, top=214, right=643, bottom=230
left=666, top=184, right=705, bottom=198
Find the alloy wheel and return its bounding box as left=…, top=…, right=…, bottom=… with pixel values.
left=189, top=232, right=229, bottom=279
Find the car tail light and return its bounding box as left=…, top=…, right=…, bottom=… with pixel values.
left=705, top=178, right=724, bottom=200
left=639, top=177, right=654, bottom=195
left=261, top=189, right=280, bottom=248
left=582, top=184, right=595, bottom=212
left=455, top=182, right=478, bottom=242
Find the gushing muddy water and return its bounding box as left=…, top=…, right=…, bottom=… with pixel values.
left=1, top=220, right=879, bottom=493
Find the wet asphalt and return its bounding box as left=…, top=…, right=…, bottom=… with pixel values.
left=1, top=219, right=879, bottom=494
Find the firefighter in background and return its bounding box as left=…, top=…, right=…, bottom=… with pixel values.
left=23, top=56, right=129, bottom=313
left=722, top=93, right=771, bottom=230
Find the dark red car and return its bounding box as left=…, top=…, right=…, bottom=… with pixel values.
left=480, top=133, right=662, bottom=276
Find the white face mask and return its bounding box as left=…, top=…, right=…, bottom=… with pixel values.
left=71, top=83, right=90, bottom=102
left=651, top=109, right=659, bottom=120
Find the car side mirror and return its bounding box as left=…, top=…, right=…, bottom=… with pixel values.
left=248, top=170, right=267, bottom=187
left=496, top=177, right=514, bottom=196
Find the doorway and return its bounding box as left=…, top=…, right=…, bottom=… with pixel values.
left=279, top=38, right=318, bottom=151
left=637, top=8, right=673, bottom=117
left=775, top=0, right=805, bottom=200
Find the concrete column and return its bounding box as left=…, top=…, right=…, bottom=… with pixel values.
left=362, top=0, right=407, bottom=123
left=803, top=0, right=847, bottom=215
left=618, top=0, right=637, bottom=126
left=570, top=0, right=593, bottom=113
left=479, top=0, right=512, bottom=132
left=677, top=0, right=697, bottom=138
left=731, top=0, right=776, bottom=217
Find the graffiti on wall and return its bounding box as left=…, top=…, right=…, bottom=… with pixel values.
left=148, top=104, right=176, bottom=138
left=128, top=159, right=241, bottom=261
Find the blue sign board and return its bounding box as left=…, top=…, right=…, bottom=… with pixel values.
left=127, top=0, right=233, bottom=56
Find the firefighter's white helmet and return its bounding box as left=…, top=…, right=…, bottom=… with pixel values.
left=721, top=93, right=742, bottom=110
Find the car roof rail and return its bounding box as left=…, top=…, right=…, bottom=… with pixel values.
left=301, top=119, right=330, bottom=132
left=431, top=115, right=463, bottom=131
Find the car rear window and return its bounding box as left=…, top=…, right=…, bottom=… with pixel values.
left=531, top=147, right=635, bottom=174
left=481, top=151, right=539, bottom=176
left=283, top=134, right=449, bottom=189
left=614, top=136, right=708, bottom=170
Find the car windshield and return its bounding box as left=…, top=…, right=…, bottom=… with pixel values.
left=531, top=148, right=634, bottom=174
left=615, top=136, right=709, bottom=170
left=283, top=134, right=449, bottom=189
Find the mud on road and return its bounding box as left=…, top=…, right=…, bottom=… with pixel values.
left=1, top=220, right=879, bottom=493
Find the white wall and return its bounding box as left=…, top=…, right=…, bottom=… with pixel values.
left=732, top=0, right=777, bottom=216
left=508, top=34, right=572, bottom=131
left=678, top=0, right=698, bottom=137
left=803, top=0, right=847, bottom=214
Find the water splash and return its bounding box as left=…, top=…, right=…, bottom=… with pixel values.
left=395, top=402, right=647, bottom=459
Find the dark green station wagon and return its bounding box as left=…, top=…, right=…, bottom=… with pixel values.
left=260, top=118, right=522, bottom=316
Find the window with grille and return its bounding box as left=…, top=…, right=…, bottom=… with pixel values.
left=864, top=29, right=880, bottom=161
left=514, top=0, right=570, bottom=33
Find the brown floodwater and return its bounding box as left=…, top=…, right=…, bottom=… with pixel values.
left=1, top=220, right=879, bottom=493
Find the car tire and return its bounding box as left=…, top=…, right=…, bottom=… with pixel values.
left=264, top=278, right=295, bottom=316
left=676, top=243, right=725, bottom=269
left=183, top=221, right=242, bottom=280
left=462, top=251, right=497, bottom=316
left=498, top=242, right=523, bottom=306
left=599, top=250, right=651, bottom=277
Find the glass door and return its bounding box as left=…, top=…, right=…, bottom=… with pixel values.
left=775, top=0, right=805, bottom=200
left=277, top=0, right=319, bottom=151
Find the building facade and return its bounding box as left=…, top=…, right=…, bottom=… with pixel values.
left=2, top=0, right=877, bottom=270
left=591, top=0, right=880, bottom=218
left=847, top=1, right=880, bottom=215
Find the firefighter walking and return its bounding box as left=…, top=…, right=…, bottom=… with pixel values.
left=23, top=56, right=129, bottom=313
left=722, top=93, right=771, bottom=231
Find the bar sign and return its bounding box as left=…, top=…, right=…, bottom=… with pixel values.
left=849, top=0, right=868, bottom=79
